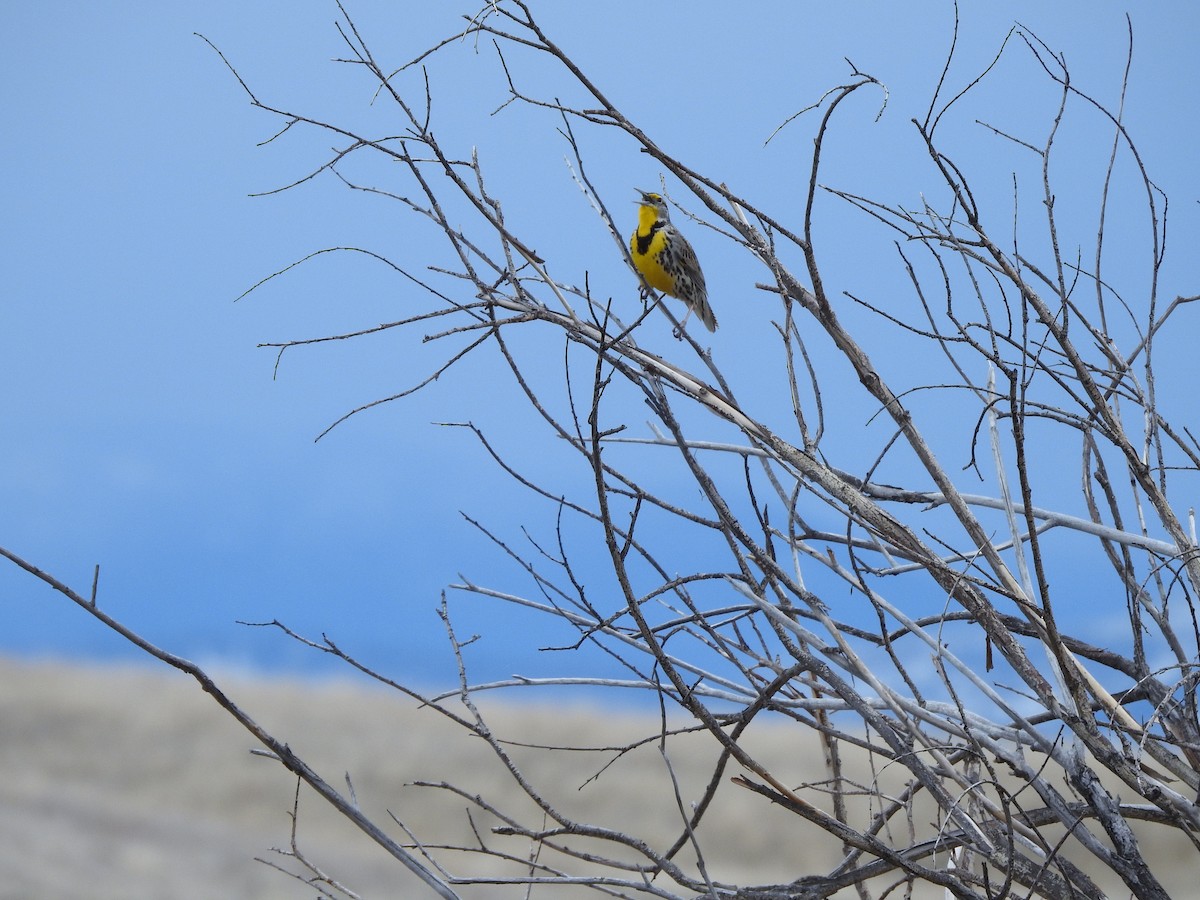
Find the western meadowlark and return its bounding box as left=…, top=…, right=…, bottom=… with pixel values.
left=630, top=190, right=717, bottom=332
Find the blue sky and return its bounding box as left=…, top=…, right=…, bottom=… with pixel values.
left=3, top=3, right=1198, bottom=694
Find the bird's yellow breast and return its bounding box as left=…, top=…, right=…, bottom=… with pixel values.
left=630, top=206, right=677, bottom=296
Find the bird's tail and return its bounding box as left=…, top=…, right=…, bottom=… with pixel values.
left=689, top=294, right=718, bottom=332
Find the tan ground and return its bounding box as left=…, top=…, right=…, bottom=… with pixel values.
left=0, top=656, right=1192, bottom=898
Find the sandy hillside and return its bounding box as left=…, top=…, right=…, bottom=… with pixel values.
left=0, top=656, right=1192, bottom=898
left=0, top=656, right=822, bottom=898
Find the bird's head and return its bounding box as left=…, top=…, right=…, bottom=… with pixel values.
left=635, top=190, right=671, bottom=221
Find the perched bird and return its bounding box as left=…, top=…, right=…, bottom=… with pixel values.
left=630, top=190, right=717, bottom=332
